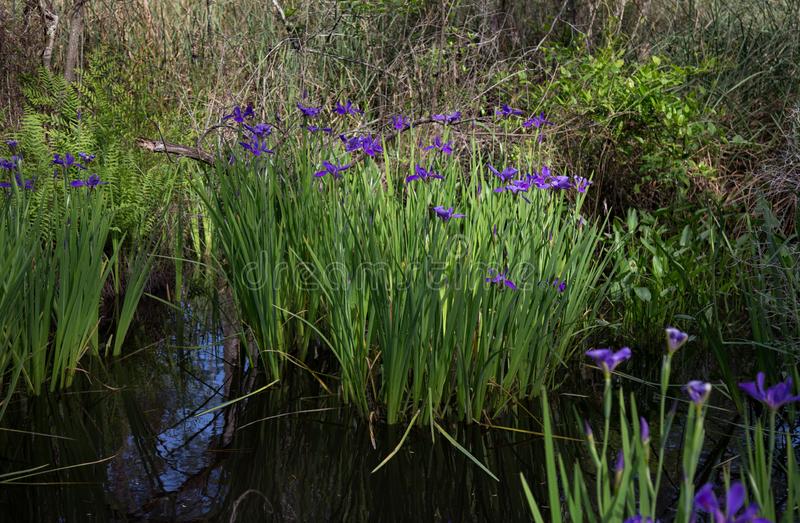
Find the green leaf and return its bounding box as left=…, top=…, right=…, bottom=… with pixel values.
left=634, top=287, right=652, bottom=302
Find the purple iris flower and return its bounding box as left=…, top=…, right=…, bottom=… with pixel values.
left=361, top=136, right=383, bottom=156
left=222, top=104, right=255, bottom=124
left=549, top=175, right=573, bottom=190
left=86, top=174, right=106, bottom=188
left=523, top=112, right=553, bottom=129
left=432, top=206, right=465, bottom=222
left=0, top=159, right=14, bottom=171
left=685, top=381, right=712, bottom=405
left=341, top=135, right=383, bottom=156
left=0, top=181, right=10, bottom=189
left=694, top=482, right=770, bottom=523
left=69, top=174, right=106, bottom=188
left=523, top=113, right=553, bottom=143
left=485, top=268, right=517, bottom=290
left=77, top=152, right=96, bottom=165
left=640, top=417, right=650, bottom=444
left=526, top=166, right=579, bottom=191
left=53, top=153, right=85, bottom=170
left=494, top=178, right=532, bottom=194
left=585, top=347, right=632, bottom=374
left=334, top=100, right=363, bottom=116
left=5, top=140, right=17, bottom=150
left=739, top=372, right=800, bottom=410
left=573, top=176, right=592, bottom=193
left=529, top=166, right=551, bottom=189
left=406, top=164, right=444, bottom=183
left=614, top=450, right=625, bottom=476
left=552, top=278, right=567, bottom=293
left=487, top=164, right=518, bottom=182
left=244, top=123, right=272, bottom=137
left=314, top=161, right=352, bottom=179
left=307, top=125, right=333, bottom=135
left=423, top=136, right=453, bottom=155
left=391, top=115, right=411, bottom=131
left=341, top=135, right=359, bottom=152
left=239, top=136, right=274, bottom=156
left=496, top=103, right=524, bottom=118
left=583, top=420, right=593, bottom=439
left=297, top=102, right=322, bottom=118
left=666, top=327, right=689, bottom=353
left=14, top=174, right=34, bottom=190
left=432, top=111, right=461, bottom=124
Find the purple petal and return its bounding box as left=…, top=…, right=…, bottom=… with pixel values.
left=726, top=482, right=745, bottom=518
left=694, top=483, right=719, bottom=513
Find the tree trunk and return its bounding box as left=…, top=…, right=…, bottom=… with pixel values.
left=64, top=0, right=88, bottom=82
left=38, top=0, right=58, bottom=71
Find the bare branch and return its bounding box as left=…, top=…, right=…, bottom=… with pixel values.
left=136, top=138, right=214, bottom=165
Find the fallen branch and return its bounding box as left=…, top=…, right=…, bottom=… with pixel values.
left=136, top=138, right=214, bottom=165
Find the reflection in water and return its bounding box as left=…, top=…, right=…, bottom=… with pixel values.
left=0, top=295, right=752, bottom=522
left=0, top=300, right=565, bottom=522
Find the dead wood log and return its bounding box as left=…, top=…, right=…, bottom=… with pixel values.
left=136, top=138, right=215, bottom=165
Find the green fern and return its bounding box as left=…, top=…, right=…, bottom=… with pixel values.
left=12, top=50, right=177, bottom=244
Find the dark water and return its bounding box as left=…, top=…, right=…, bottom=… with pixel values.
left=0, top=296, right=747, bottom=522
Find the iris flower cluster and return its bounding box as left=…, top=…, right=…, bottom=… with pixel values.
left=53, top=153, right=87, bottom=170
left=391, top=115, right=411, bottom=131
left=340, top=134, right=383, bottom=157
left=0, top=157, right=20, bottom=172
left=0, top=174, right=34, bottom=190
left=70, top=174, right=106, bottom=188
left=52, top=152, right=105, bottom=188
left=431, top=111, right=461, bottom=124
left=485, top=268, right=517, bottom=290
left=223, top=104, right=274, bottom=157
left=492, top=165, right=592, bottom=194
left=0, top=140, right=30, bottom=189
left=307, top=125, right=333, bottom=135
left=583, top=330, right=777, bottom=523
left=224, top=101, right=590, bottom=250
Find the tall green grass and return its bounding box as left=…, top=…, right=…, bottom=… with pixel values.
left=199, top=127, right=605, bottom=423
left=0, top=187, right=153, bottom=419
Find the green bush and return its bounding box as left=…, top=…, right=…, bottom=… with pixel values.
left=544, top=44, right=720, bottom=209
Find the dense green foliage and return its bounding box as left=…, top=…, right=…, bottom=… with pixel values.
left=200, top=132, right=605, bottom=423
left=1, top=0, right=799, bottom=520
